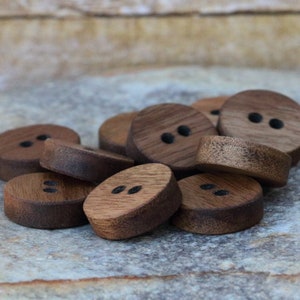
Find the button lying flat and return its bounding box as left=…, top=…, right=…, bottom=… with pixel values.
left=218, top=90, right=300, bottom=165
left=4, top=172, right=95, bottom=229
left=40, top=139, right=134, bottom=183
left=83, top=163, right=182, bottom=240
left=0, top=124, right=80, bottom=181
left=172, top=173, right=263, bottom=234
left=196, top=136, right=291, bottom=187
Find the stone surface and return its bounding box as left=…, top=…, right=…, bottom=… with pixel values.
left=0, top=66, right=299, bottom=299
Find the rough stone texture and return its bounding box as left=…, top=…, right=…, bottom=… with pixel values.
left=0, top=66, right=299, bottom=299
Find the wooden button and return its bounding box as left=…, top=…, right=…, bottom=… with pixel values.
left=99, top=111, right=138, bottom=156
left=4, top=172, right=95, bottom=229
left=191, top=96, right=228, bottom=126
left=83, top=163, right=182, bottom=240
left=196, top=136, right=291, bottom=187
left=0, top=124, right=80, bottom=181
left=172, top=173, right=263, bottom=234
left=126, top=103, right=217, bottom=177
left=218, top=90, right=300, bottom=165
left=40, top=139, right=134, bottom=183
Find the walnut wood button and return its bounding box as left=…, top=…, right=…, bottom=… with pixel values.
left=0, top=124, right=80, bottom=181
left=126, top=103, right=217, bottom=177
left=218, top=90, right=300, bottom=165
left=191, top=96, right=228, bottom=126
left=40, top=139, right=134, bottom=183
left=4, top=172, right=95, bottom=229
left=196, top=136, right=291, bottom=187
left=83, top=163, right=182, bottom=240
left=99, top=111, right=138, bottom=156
left=172, top=173, right=263, bottom=234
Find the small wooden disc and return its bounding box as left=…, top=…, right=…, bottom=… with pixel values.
left=4, top=172, right=95, bottom=229
left=126, top=103, right=217, bottom=177
left=191, top=96, right=228, bottom=126
left=196, top=136, right=291, bottom=187
left=172, top=173, right=263, bottom=234
left=40, top=139, right=134, bottom=183
left=218, top=90, right=300, bottom=165
left=83, top=163, right=182, bottom=240
left=99, top=111, right=138, bottom=155
left=0, top=124, right=80, bottom=181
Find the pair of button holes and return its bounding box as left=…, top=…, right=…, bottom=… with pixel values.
left=161, top=125, right=191, bottom=144
left=111, top=185, right=142, bottom=195
left=248, top=112, right=284, bottom=129
left=43, top=180, right=58, bottom=193
left=200, top=183, right=229, bottom=196
left=19, top=134, right=51, bottom=148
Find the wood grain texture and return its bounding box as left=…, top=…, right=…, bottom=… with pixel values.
left=0, top=124, right=80, bottom=181
left=83, top=163, right=182, bottom=240
left=218, top=90, right=300, bottom=165
left=99, top=111, right=138, bottom=156
left=191, top=96, right=228, bottom=127
left=126, top=103, right=217, bottom=177
left=4, top=172, right=95, bottom=229
left=172, top=173, right=263, bottom=235
left=40, top=139, right=134, bottom=183
left=196, top=136, right=291, bottom=187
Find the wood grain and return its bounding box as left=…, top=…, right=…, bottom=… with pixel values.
left=218, top=89, right=300, bottom=165
left=83, top=163, right=182, bottom=240
left=4, top=172, right=95, bottom=229
left=99, top=111, right=138, bottom=156
left=0, top=124, right=80, bottom=181
left=126, top=103, right=217, bottom=178
left=196, top=136, right=291, bottom=187
left=172, top=173, right=263, bottom=234
left=40, top=139, right=134, bottom=183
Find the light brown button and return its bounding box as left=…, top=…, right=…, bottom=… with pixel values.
left=126, top=103, right=217, bottom=177
left=83, top=163, right=182, bottom=240
left=191, top=96, right=228, bottom=126
left=40, top=139, right=134, bottom=183
left=99, top=111, right=138, bottom=156
left=218, top=90, right=300, bottom=165
left=172, top=173, right=263, bottom=234
left=0, top=124, right=80, bottom=181
left=4, top=172, right=95, bottom=229
left=196, top=136, right=291, bottom=187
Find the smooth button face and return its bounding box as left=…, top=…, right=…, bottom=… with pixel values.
left=4, top=172, right=95, bottom=229
left=172, top=173, right=263, bottom=234
left=218, top=90, right=300, bottom=165
left=99, top=111, right=138, bottom=156
left=126, top=103, right=217, bottom=177
left=0, top=124, right=80, bottom=181
left=191, top=96, right=228, bottom=127
left=196, top=136, right=291, bottom=187
left=40, top=139, right=134, bottom=183
left=83, top=163, right=182, bottom=240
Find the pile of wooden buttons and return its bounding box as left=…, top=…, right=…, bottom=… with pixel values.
left=1, top=89, right=299, bottom=240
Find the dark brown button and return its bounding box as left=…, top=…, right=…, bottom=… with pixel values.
left=0, top=124, right=80, bottom=181
left=196, top=136, right=291, bottom=187
left=83, top=163, right=182, bottom=240
left=126, top=103, right=217, bottom=177
left=99, top=111, right=138, bottom=156
left=218, top=90, right=300, bottom=165
left=172, top=173, right=263, bottom=234
left=4, top=172, right=95, bottom=229
left=40, top=139, right=134, bottom=183
left=191, top=96, right=228, bottom=126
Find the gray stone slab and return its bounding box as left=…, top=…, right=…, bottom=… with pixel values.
left=0, top=66, right=299, bottom=299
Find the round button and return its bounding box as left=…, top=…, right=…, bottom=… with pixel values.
left=0, top=124, right=80, bottom=181
left=4, top=172, right=95, bottom=229
left=83, top=163, right=182, bottom=240
left=218, top=90, right=300, bottom=165
left=172, top=173, right=263, bottom=234
left=126, top=103, right=217, bottom=177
